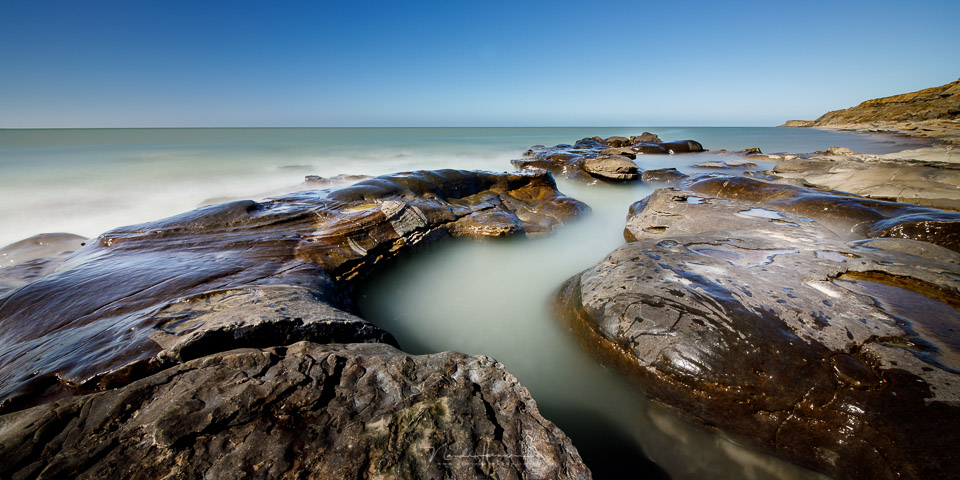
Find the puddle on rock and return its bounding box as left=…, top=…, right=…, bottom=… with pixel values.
left=738, top=208, right=786, bottom=220
left=687, top=242, right=799, bottom=268
left=834, top=272, right=960, bottom=370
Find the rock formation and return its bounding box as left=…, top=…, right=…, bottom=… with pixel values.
left=556, top=177, right=960, bottom=479
left=0, top=169, right=591, bottom=478
left=768, top=152, right=960, bottom=210
left=512, top=133, right=705, bottom=183
left=0, top=342, right=588, bottom=479
left=782, top=78, right=960, bottom=143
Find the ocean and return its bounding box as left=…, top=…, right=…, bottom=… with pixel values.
left=0, top=127, right=927, bottom=479
left=0, top=127, right=924, bottom=247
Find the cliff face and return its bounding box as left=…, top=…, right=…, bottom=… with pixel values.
left=783, top=78, right=960, bottom=143
left=814, top=78, right=960, bottom=125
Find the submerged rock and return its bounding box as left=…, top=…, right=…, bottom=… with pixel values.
left=556, top=179, right=960, bottom=479
left=0, top=169, right=587, bottom=414
left=0, top=232, right=87, bottom=268
left=512, top=133, right=704, bottom=183
left=640, top=168, right=688, bottom=185
left=0, top=341, right=589, bottom=479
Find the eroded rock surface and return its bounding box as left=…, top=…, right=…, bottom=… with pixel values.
left=557, top=179, right=960, bottom=479
left=769, top=152, right=960, bottom=210
left=0, top=341, right=589, bottom=479
left=0, top=169, right=587, bottom=413
left=512, top=133, right=705, bottom=183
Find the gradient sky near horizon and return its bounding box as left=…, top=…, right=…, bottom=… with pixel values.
left=2, top=0, right=958, bottom=128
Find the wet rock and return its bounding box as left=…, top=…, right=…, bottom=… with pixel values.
left=557, top=183, right=960, bottom=479
left=512, top=134, right=705, bottom=183
left=304, top=173, right=372, bottom=187
left=640, top=168, right=688, bottom=185
left=682, top=175, right=960, bottom=251
left=770, top=154, right=960, bottom=210
left=692, top=160, right=757, bottom=169
left=0, top=169, right=587, bottom=413
left=581, top=155, right=640, bottom=181
left=630, top=132, right=662, bottom=144
left=0, top=341, right=589, bottom=479
left=0, top=233, right=87, bottom=268
left=659, top=140, right=705, bottom=153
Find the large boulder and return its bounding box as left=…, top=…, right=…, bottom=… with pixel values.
left=581, top=155, right=640, bottom=181
left=556, top=179, right=960, bottom=479
left=0, top=341, right=590, bottom=479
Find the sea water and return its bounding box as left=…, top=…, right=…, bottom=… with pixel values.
left=0, top=127, right=927, bottom=479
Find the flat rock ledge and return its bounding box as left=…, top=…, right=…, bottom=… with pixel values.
left=513, top=133, right=705, bottom=183
left=0, top=342, right=589, bottom=479
left=0, top=169, right=591, bottom=479
left=556, top=176, right=960, bottom=480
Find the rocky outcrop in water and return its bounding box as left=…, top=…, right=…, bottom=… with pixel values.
left=0, top=341, right=588, bottom=479
left=782, top=78, right=960, bottom=143
left=512, top=133, right=705, bottom=183
left=0, top=169, right=591, bottom=478
left=556, top=177, right=960, bottom=479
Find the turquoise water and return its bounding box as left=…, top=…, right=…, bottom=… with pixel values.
left=0, top=127, right=923, bottom=479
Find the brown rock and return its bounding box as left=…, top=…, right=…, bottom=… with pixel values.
left=0, top=170, right=588, bottom=414
left=558, top=184, right=960, bottom=479
left=0, top=342, right=590, bottom=479
left=581, top=155, right=640, bottom=181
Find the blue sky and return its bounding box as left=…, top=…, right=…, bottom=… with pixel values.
left=1, top=0, right=958, bottom=127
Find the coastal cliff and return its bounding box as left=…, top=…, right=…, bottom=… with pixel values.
left=783, top=78, right=960, bottom=143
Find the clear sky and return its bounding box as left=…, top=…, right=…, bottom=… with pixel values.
left=1, top=0, right=958, bottom=128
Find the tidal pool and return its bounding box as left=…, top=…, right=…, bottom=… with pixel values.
left=357, top=177, right=829, bottom=480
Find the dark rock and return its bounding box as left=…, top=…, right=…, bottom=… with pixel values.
left=557, top=183, right=960, bottom=480
left=631, top=143, right=670, bottom=154
left=640, top=168, right=688, bottom=185
left=513, top=135, right=706, bottom=183
left=600, top=147, right=637, bottom=159
left=630, top=132, right=662, bottom=144
left=0, top=341, right=590, bottom=479
left=659, top=140, right=705, bottom=153
left=581, top=155, right=640, bottom=181
left=0, top=170, right=587, bottom=414
left=602, top=136, right=631, bottom=148
left=0, top=232, right=87, bottom=268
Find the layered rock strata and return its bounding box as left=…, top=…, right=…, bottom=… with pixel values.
left=513, top=133, right=705, bottom=183
left=783, top=78, right=960, bottom=144
left=768, top=151, right=960, bottom=210
left=0, top=169, right=591, bottom=478
left=556, top=177, right=960, bottom=479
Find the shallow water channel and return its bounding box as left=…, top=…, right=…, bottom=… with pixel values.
left=357, top=155, right=831, bottom=479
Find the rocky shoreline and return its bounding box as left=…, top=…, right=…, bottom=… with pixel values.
left=0, top=170, right=592, bottom=479
left=2, top=80, right=960, bottom=479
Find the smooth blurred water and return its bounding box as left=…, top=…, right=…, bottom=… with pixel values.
left=0, top=126, right=921, bottom=478
left=0, top=126, right=924, bottom=246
